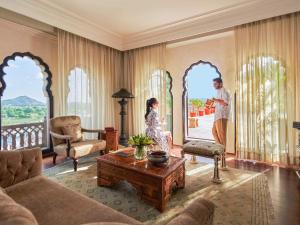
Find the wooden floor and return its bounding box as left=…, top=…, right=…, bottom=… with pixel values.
left=43, top=147, right=300, bottom=225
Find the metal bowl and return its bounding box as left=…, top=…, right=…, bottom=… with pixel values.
left=147, top=151, right=169, bottom=165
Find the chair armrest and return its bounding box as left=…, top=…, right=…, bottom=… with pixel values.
left=0, top=148, right=42, bottom=188
left=166, top=198, right=215, bottom=225
left=81, top=128, right=105, bottom=140
left=50, top=131, right=72, bottom=140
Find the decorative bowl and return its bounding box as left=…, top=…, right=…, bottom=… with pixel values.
left=147, top=151, right=169, bottom=165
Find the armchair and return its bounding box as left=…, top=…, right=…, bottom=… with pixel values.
left=50, top=116, right=107, bottom=171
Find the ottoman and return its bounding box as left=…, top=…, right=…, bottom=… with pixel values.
left=182, top=141, right=226, bottom=183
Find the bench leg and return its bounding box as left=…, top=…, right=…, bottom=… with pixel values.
left=221, top=152, right=228, bottom=171
left=212, top=155, right=222, bottom=184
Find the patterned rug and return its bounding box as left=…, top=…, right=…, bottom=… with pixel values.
left=43, top=154, right=275, bottom=225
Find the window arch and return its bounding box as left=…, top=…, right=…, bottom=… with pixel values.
left=149, top=70, right=173, bottom=134
left=182, top=60, right=221, bottom=142
left=0, top=52, right=53, bottom=151
left=67, top=67, right=91, bottom=127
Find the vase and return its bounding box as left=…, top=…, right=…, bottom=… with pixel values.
left=134, top=145, right=146, bottom=160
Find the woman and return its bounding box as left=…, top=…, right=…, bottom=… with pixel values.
left=145, top=98, right=169, bottom=153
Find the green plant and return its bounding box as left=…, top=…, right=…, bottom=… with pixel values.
left=128, top=134, right=153, bottom=147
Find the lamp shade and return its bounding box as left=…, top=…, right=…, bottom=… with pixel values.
left=112, top=88, right=134, bottom=99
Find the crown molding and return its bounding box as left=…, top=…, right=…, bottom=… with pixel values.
left=0, top=0, right=123, bottom=50
left=122, top=0, right=300, bottom=50
left=0, top=0, right=299, bottom=51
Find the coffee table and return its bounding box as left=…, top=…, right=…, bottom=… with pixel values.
left=97, top=148, right=186, bottom=212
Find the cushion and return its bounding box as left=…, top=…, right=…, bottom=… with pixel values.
left=167, top=198, right=214, bottom=225
left=183, top=141, right=224, bottom=157
left=62, top=123, right=83, bottom=143
left=54, top=139, right=106, bottom=158
left=0, top=186, right=38, bottom=225
left=5, top=176, right=142, bottom=225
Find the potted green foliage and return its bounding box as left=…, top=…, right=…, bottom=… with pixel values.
left=128, top=134, right=153, bottom=160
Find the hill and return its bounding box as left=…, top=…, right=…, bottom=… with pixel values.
left=2, top=96, right=45, bottom=106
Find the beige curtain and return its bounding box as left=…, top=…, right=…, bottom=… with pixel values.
left=123, top=44, right=167, bottom=136
left=56, top=30, right=122, bottom=131
left=235, top=13, right=300, bottom=165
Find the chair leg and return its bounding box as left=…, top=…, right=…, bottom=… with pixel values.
left=221, top=152, right=228, bottom=171
left=73, top=158, right=78, bottom=171
left=53, top=153, right=57, bottom=165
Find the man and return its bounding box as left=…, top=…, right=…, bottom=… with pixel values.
left=212, top=77, right=230, bottom=148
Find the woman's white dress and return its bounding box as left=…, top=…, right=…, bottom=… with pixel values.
left=145, top=109, right=169, bottom=152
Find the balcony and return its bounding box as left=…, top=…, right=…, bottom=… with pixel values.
left=1, top=118, right=48, bottom=150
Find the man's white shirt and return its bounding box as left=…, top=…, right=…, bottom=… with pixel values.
left=214, top=87, right=230, bottom=121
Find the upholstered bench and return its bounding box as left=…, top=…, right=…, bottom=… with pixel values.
left=182, top=141, right=226, bottom=183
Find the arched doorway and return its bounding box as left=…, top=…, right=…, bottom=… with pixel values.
left=182, top=60, right=221, bottom=142
left=0, top=52, right=53, bottom=151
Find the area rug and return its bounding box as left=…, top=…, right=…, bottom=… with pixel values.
left=44, top=154, right=275, bottom=225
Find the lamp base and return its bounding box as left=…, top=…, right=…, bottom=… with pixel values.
left=119, top=137, right=128, bottom=147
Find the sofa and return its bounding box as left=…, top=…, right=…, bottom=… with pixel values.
left=0, top=148, right=215, bottom=225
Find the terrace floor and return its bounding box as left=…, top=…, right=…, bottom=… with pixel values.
left=188, top=114, right=214, bottom=140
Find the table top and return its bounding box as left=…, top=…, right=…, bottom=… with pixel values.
left=97, top=148, right=185, bottom=178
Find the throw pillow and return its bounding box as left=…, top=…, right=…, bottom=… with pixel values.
left=62, top=123, right=82, bottom=143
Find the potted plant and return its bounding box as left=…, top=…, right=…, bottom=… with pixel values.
left=128, top=134, right=153, bottom=160
left=189, top=99, right=200, bottom=117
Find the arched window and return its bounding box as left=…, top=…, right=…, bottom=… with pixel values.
left=183, top=60, right=221, bottom=142
left=0, top=52, right=53, bottom=151
left=149, top=70, right=173, bottom=133
left=237, top=56, right=286, bottom=162
left=67, top=67, right=91, bottom=127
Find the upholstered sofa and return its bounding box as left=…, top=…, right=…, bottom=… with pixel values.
left=0, top=148, right=215, bottom=225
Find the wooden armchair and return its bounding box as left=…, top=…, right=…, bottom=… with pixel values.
left=50, top=116, right=107, bottom=171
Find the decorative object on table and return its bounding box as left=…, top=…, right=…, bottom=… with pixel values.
left=104, top=127, right=119, bottom=151
left=147, top=150, right=169, bottom=165
left=293, top=121, right=300, bottom=179
left=112, top=88, right=134, bottom=146
left=128, top=134, right=153, bottom=160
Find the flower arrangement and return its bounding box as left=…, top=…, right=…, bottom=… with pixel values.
left=128, top=134, right=153, bottom=160
left=128, top=134, right=153, bottom=147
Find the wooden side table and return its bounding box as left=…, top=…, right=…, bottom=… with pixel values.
left=104, top=127, right=119, bottom=151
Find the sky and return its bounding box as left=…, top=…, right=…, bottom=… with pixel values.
left=2, top=56, right=46, bottom=103
left=187, top=63, right=218, bottom=99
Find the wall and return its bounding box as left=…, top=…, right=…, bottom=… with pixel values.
left=0, top=18, right=58, bottom=113
left=166, top=31, right=236, bottom=153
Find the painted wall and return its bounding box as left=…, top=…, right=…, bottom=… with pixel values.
left=0, top=18, right=58, bottom=114
left=166, top=32, right=236, bottom=153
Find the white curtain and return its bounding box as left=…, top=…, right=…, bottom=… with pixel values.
left=123, top=44, right=167, bottom=136
left=235, top=13, right=300, bottom=165
left=56, top=30, right=122, bottom=131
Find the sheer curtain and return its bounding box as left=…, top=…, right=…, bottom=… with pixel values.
left=56, top=30, right=122, bottom=131
left=235, top=13, right=300, bottom=165
left=123, top=43, right=167, bottom=136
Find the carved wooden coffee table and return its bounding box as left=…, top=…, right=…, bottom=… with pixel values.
left=97, top=148, right=185, bottom=212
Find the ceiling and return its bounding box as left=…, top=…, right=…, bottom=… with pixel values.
left=0, top=0, right=300, bottom=50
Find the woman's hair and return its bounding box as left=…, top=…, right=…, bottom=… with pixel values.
left=145, top=98, right=158, bottom=119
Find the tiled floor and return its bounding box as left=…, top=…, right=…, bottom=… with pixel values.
left=43, top=146, right=300, bottom=225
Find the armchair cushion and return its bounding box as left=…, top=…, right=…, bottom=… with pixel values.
left=0, top=186, right=38, bottom=225
left=62, top=123, right=83, bottom=143
left=0, top=148, right=42, bottom=188
left=54, top=139, right=106, bottom=158
left=50, top=116, right=82, bottom=146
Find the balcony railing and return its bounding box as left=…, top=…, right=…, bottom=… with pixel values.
left=1, top=118, right=48, bottom=150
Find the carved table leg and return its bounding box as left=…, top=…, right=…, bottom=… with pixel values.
left=212, top=155, right=222, bottom=184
